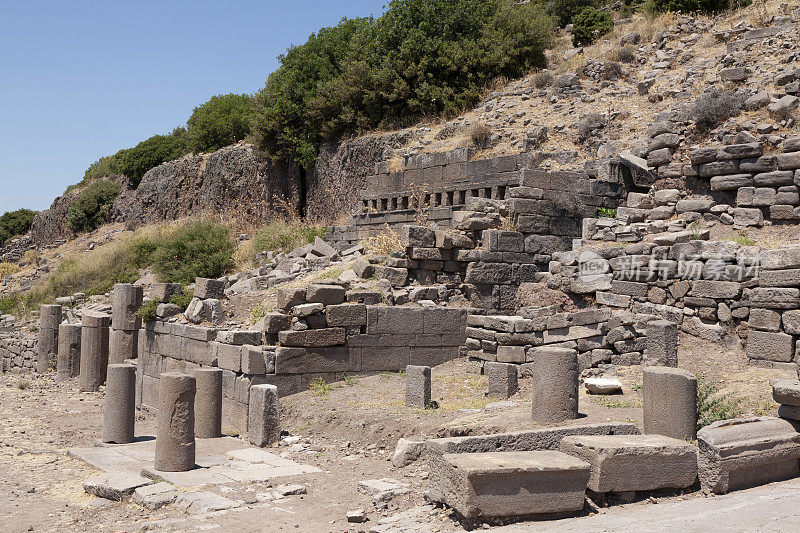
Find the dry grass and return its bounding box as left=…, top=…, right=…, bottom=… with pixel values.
left=362, top=225, right=404, bottom=255
left=0, top=262, right=21, bottom=281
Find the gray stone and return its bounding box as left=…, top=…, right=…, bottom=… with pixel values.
left=559, top=434, right=697, bottom=493
left=194, top=368, right=222, bottom=439
left=56, top=323, right=81, bottom=381
left=102, top=364, right=136, bottom=444
left=391, top=438, right=426, bottom=468
left=746, top=330, right=794, bottom=362
left=132, top=482, right=178, bottom=510
left=644, top=320, right=678, bottom=367
left=405, top=365, right=431, bottom=409
left=306, top=284, right=346, bottom=305
left=174, top=491, right=242, bottom=515
left=434, top=451, right=590, bottom=519
left=771, top=379, right=800, bottom=406
left=733, top=208, right=763, bottom=227
left=194, top=278, right=225, bottom=300
left=584, top=377, right=622, bottom=395
left=79, top=313, right=110, bottom=392
left=155, top=373, right=196, bottom=472
left=248, top=384, right=280, bottom=447
left=112, top=283, right=143, bottom=331
left=84, top=473, right=152, bottom=501
left=486, top=362, right=519, bottom=399
left=697, top=417, right=800, bottom=494
left=37, top=304, right=61, bottom=373
left=643, top=367, right=697, bottom=442
left=768, top=95, right=799, bottom=118
left=749, top=308, right=782, bottom=331
left=532, top=347, right=578, bottom=424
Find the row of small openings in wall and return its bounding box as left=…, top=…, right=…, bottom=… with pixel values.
left=361, top=185, right=508, bottom=214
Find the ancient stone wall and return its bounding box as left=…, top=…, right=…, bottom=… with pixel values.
left=0, top=315, right=36, bottom=371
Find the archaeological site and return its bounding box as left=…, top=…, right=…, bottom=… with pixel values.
left=6, top=0, right=800, bottom=531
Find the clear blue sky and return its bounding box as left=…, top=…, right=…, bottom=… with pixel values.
left=0, top=0, right=386, bottom=214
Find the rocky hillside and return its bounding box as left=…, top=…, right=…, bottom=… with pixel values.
left=27, top=2, right=800, bottom=246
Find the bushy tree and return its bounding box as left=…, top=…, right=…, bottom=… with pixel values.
left=0, top=209, right=37, bottom=244
left=549, top=0, right=596, bottom=27
left=187, top=93, right=255, bottom=153
left=150, top=221, right=235, bottom=283
left=253, top=0, right=555, bottom=170
left=571, top=7, right=614, bottom=47
left=653, top=0, right=746, bottom=12
left=117, top=131, right=188, bottom=187
left=66, top=180, right=121, bottom=233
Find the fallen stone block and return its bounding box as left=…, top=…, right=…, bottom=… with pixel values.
left=434, top=451, right=590, bottom=519
left=584, top=377, right=622, bottom=395
left=174, top=491, right=242, bottom=515
left=697, top=417, right=800, bottom=494
left=772, top=379, right=800, bottom=406
left=559, top=434, right=697, bottom=495
left=132, top=482, right=178, bottom=510
left=83, top=473, right=153, bottom=501
left=391, top=438, right=427, bottom=468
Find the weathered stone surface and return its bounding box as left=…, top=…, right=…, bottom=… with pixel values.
left=644, top=320, right=678, bottom=367
left=746, top=330, right=794, bottom=362
left=697, top=417, right=800, bottom=494
left=584, top=377, right=622, bottom=395
left=194, top=278, right=225, bottom=300
left=325, top=304, right=367, bottom=327
left=154, top=373, right=196, bottom=472
left=132, top=482, right=178, bottom=510
left=102, top=364, right=136, bottom=444
left=406, top=365, right=431, bottom=409
left=56, top=323, right=81, bottom=381
left=194, top=368, right=222, bottom=439
left=278, top=328, right=346, bottom=347
left=112, top=283, right=143, bottom=331
left=174, top=491, right=242, bottom=515
left=559, top=434, right=697, bottom=493
left=760, top=269, right=800, bottom=287
left=391, top=438, right=426, bottom=468
left=434, top=451, right=590, bottom=519
left=749, top=308, right=782, bottom=331
left=486, top=362, right=519, bottom=399
left=643, top=367, right=697, bottom=442
left=84, top=473, right=152, bottom=501
left=772, top=379, right=800, bottom=407
left=750, top=288, right=800, bottom=309
left=532, top=348, right=578, bottom=424
left=306, top=284, right=346, bottom=305
left=248, top=384, right=280, bottom=447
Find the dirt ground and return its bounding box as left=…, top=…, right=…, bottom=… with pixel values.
left=0, top=330, right=790, bottom=533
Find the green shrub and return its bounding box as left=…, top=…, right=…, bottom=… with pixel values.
left=79, top=154, right=125, bottom=187
left=118, top=131, right=189, bottom=188
left=572, top=7, right=614, bottom=47
left=169, top=287, right=194, bottom=310
left=136, top=300, right=159, bottom=323
left=697, top=374, right=743, bottom=431
left=693, top=90, right=741, bottom=132
left=0, top=209, right=37, bottom=244
left=66, top=180, right=121, bottom=233
left=253, top=222, right=327, bottom=254
left=0, top=296, right=18, bottom=315
left=254, top=0, right=555, bottom=170
left=187, top=94, right=255, bottom=153
left=151, top=221, right=235, bottom=284
left=549, top=0, right=596, bottom=27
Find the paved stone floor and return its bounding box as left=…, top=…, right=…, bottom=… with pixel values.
left=68, top=435, right=320, bottom=487
left=494, top=477, right=800, bottom=533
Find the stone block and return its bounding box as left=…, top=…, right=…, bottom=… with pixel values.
left=433, top=451, right=590, bottom=519
left=746, top=330, right=794, bottom=362
left=532, top=347, right=578, bottom=424
left=405, top=365, right=431, bottom=409
left=215, top=330, right=262, bottom=345
left=749, top=308, right=782, bottom=331
left=559, top=434, right=697, bottom=493
left=276, top=287, right=306, bottom=311
left=400, top=225, right=436, bottom=247
left=760, top=269, right=800, bottom=287
left=772, top=379, right=800, bottom=406
left=325, top=304, right=367, bottom=327
left=367, top=306, right=424, bottom=334
left=750, top=288, right=800, bottom=309
left=644, top=320, right=678, bottom=367
left=84, top=473, right=152, bottom=501
left=697, top=417, right=800, bottom=494
left=194, top=278, right=224, bottom=299
left=643, top=367, right=697, bottom=441
left=486, top=362, right=518, bottom=399
left=248, top=384, right=280, bottom=447
left=497, top=345, right=526, bottom=363
left=274, top=346, right=353, bottom=374
left=306, top=284, right=346, bottom=305
left=278, top=328, right=346, bottom=347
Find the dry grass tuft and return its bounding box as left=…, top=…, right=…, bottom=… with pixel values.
left=362, top=226, right=403, bottom=255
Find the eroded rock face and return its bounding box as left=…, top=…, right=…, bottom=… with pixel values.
left=29, top=189, right=80, bottom=247
left=112, top=143, right=302, bottom=228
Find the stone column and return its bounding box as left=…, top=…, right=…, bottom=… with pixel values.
left=102, top=364, right=136, bottom=444
left=110, top=284, right=143, bottom=364
left=194, top=368, right=222, bottom=439
left=486, top=361, right=518, bottom=399
left=643, top=366, right=697, bottom=441
left=248, top=384, right=280, bottom=447
left=154, top=373, right=196, bottom=472
left=644, top=320, right=678, bottom=367
left=79, top=312, right=111, bottom=392
left=36, top=304, right=62, bottom=373
left=531, top=347, right=579, bottom=424
left=57, top=323, right=81, bottom=381
left=405, top=365, right=431, bottom=409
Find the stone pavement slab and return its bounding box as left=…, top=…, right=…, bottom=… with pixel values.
left=69, top=435, right=321, bottom=487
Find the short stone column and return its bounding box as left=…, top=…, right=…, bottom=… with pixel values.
left=110, top=284, right=143, bottom=364
left=102, top=364, right=136, bottom=444
left=644, top=320, right=678, bottom=367
left=643, top=366, right=697, bottom=441
left=532, top=347, right=579, bottom=424
left=194, top=368, right=223, bottom=438
left=405, top=365, right=431, bottom=409
left=248, top=384, right=280, bottom=447
left=36, top=304, right=62, bottom=373
left=79, top=312, right=111, bottom=392
left=155, top=373, right=196, bottom=472
left=56, top=323, right=81, bottom=381
left=486, top=362, right=518, bottom=399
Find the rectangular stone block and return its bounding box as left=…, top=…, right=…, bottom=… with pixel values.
left=760, top=269, right=800, bottom=287
left=274, top=346, right=353, bottom=374
left=367, top=306, right=424, bottom=335
left=486, top=362, right=518, bottom=399
left=214, top=342, right=242, bottom=373
left=248, top=384, right=280, bottom=447
left=746, top=330, right=794, bottom=362
left=691, top=280, right=741, bottom=299
left=361, top=346, right=410, bottom=371
left=278, top=328, right=346, bottom=348
left=697, top=417, right=800, bottom=494
left=194, top=278, right=224, bottom=299
left=422, top=308, right=466, bottom=334
left=749, top=308, right=781, bottom=332
left=434, top=451, right=590, bottom=519
left=406, top=365, right=431, bottom=409
left=325, top=304, right=367, bottom=327
left=497, top=345, right=526, bottom=363
left=750, top=288, right=800, bottom=309
left=215, top=330, right=262, bottom=345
